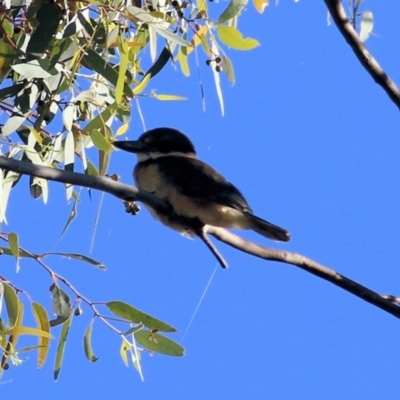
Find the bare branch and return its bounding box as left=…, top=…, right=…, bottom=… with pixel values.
left=324, top=0, right=400, bottom=111
left=1, top=156, right=399, bottom=318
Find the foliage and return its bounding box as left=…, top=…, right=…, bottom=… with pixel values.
left=0, top=0, right=266, bottom=380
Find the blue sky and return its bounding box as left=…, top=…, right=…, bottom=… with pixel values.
left=2, top=1, right=400, bottom=399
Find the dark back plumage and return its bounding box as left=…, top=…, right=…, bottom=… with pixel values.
left=139, top=155, right=253, bottom=213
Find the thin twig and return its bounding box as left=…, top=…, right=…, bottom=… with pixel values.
left=324, top=0, right=400, bottom=111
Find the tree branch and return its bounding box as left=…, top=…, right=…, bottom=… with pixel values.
left=324, top=0, right=400, bottom=111
left=1, top=156, right=399, bottom=318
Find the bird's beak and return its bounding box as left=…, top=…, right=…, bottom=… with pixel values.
left=113, top=140, right=152, bottom=153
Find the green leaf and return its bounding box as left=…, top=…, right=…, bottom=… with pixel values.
left=135, top=330, right=184, bottom=357
left=120, top=340, right=129, bottom=367
left=132, top=73, right=151, bottom=95
left=153, top=94, right=187, bottom=101
left=12, top=59, right=58, bottom=79
left=8, top=232, right=20, bottom=270
left=56, top=196, right=78, bottom=241
left=0, top=83, right=25, bottom=101
left=116, top=37, right=129, bottom=104
left=218, top=0, right=248, bottom=23
left=83, top=103, right=114, bottom=133
left=83, top=49, right=134, bottom=98
left=48, top=252, right=106, bottom=269
left=83, top=321, right=99, bottom=362
left=32, top=302, right=50, bottom=369
left=49, top=284, right=71, bottom=327
left=2, top=282, right=20, bottom=329
left=54, top=314, right=72, bottom=381
left=90, top=129, right=113, bottom=152
left=5, top=326, right=53, bottom=339
left=145, top=47, right=173, bottom=79
left=85, top=160, right=99, bottom=176
left=0, top=247, right=38, bottom=258
left=151, top=25, right=192, bottom=48
left=26, top=4, right=62, bottom=55
left=99, top=148, right=110, bottom=176
left=106, top=301, right=177, bottom=332
left=217, top=25, right=260, bottom=51
left=222, top=55, right=235, bottom=84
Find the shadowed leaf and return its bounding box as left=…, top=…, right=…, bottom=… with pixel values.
left=83, top=321, right=99, bottom=362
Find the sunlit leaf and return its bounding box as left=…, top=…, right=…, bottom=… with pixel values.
left=135, top=330, right=184, bottom=357
left=151, top=25, right=192, bottom=48
left=132, top=73, right=151, bottom=95
left=106, top=301, right=177, bottom=332
left=253, top=0, right=268, bottom=13
left=153, top=94, right=187, bottom=101
left=32, top=302, right=51, bottom=369
left=217, top=25, right=260, bottom=50
left=116, top=37, right=129, bottom=104
left=90, top=129, right=113, bottom=152
left=12, top=60, right=58, bottom=79
left=54, top=314, right=72, bottom=381
left=5, top=326, right=53, bottom=339
left=359, top=10, right=373, bottom=42
left=83, top=49, right=134, bottom=98
left=120, top=339, right=129, bottom=367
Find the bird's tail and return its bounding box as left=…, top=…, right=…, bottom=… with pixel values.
left=246, top=213, right=290, bottom=242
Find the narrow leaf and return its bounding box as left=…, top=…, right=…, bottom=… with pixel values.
left=218, top=0, right=248, bottom=23
left=135, top=330, right=184, bottom=357
left=83, top=321, right=99, bottom=362
left=106, top=301, right=177, bottom=332
left=48, top=252, right=106, bottom=269
left=32, top=302, right=50, bottom=369
left=132, top=74, right=151, bottom=95
left=153, top=94, right=187, bottom=101
left=5, top=326, right=53, bottom=339
left=54, top=314, right=72, bottom=381
left=8, top=232, right=20, bottom=271
left=145, top=47, right=172, bottom=79
left=116, top=37, right=129, bottom=104
left=2, top=282, right=20, bottom=329
left=83, top=49, right=134, bottom=97
left=90, top=129, right=113, bottom=152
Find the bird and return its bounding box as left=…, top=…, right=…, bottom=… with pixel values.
left=113, top=127, right=290, bottom=249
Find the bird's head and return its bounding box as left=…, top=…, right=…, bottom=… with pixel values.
left=113, top=127, right=197, bottom=161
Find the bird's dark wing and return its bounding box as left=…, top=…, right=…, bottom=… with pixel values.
left=151, top=156, right=253, bottom=213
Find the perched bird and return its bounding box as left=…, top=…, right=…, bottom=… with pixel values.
left=113, top=128, right=290, bottom=247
